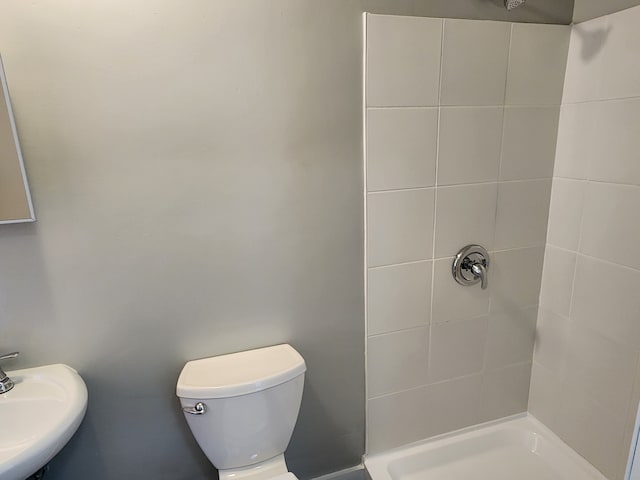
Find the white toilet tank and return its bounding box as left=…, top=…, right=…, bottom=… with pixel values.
left=176, top=344, right=306, bottom=471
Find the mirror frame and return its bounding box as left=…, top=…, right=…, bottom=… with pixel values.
left=0, top=54, right=35, bottom=224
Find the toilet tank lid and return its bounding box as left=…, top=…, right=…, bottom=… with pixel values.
left=176, top=344, right=306, bottom=399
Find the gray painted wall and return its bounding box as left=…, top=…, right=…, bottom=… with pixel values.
left=0, top=1, right=571, bottom=479
left=573, top=0, right=640, bottom=22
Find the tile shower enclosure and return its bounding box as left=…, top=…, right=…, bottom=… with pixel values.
left=364, top=8, right=640, bottom=480
left=363, top=14, right=569, bottom=454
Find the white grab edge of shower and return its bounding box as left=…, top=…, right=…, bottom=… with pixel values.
left=364, top=413, right=607, bottom=480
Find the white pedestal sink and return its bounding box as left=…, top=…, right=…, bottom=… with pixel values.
left=0, top=364, right=88, bottom=480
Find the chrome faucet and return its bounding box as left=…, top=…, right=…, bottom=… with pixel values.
left=452, top=245, right=490, bottom=290
left=0, top=352, right=19, bottom=394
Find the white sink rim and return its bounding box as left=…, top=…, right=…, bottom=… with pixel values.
left=0, top=363, right=88, bottom=480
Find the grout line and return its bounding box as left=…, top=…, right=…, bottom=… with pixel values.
left=562, top=94, right=640, bottom=106
left=503, top=22, right=514, bottom=108
left=367, top=259, right=432, bottom=271
left=366, top=104, right=440, bottom=109
left=490, top=245, right=546, bottom=254
left=367, top=102, right=566, bottom=109
left=498, top=178, right=553, bottom=185
left=366, top=105, right=438, bottom=110
left=583, top=178, right=640, bottom=189
left=425, top=18, right=446, bottom=381
left=502, top=104, right=562, bottom=109
left=551, top=176, right=586, bottom=183
left=367, top=178, right=554, bottom=195
left=367, top=324, right=431, bottom=339
left=367, top=185, right=437, bottom=194
left=480, top=295, right=495, bottom=373
left=546, top=243, right=640, bottom=276
left=566, top=176, right=587, bottom=319
left=367, top=186, right=435, bottom=195
left=367, top=359, right=533, bottom=402
left=368, top=259, right=440, bottom=270
left=488, top=23, right=514, bottom=319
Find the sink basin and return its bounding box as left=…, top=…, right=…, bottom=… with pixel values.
left=0, top=364, right=88, bottom=480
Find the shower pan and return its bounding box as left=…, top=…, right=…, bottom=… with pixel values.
left=365, top=415, right=606, bottom=480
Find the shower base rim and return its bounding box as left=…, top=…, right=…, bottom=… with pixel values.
left=364, top=413, right=608, bottom=480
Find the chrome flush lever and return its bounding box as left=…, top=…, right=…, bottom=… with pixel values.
left=183, top=402, right=207, bottom=415
left=452, top=245, right=490, bottom=290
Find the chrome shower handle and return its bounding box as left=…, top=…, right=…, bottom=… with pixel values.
left=471, top=263, right=488, bottom=290
left=452, top=245, right=490, bottom=290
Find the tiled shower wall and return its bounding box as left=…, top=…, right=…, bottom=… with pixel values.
left=529, top=5, right=640, bottom=480
left=364, top=14, right=570, bottom=453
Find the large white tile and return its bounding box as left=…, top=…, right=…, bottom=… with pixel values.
left=440, top=19, right=510, bottom=106
left=479, top=362, right=531, bottom=422
left=564, top=325, right=638, bottom=415
left=572, top=255, right=640, bottom=349
left=367, top=386, right=430, bottom=453
left=546, top=178, right=585, bottom=250
left=494, top=179, right=551, bottom=250
left=580, top=182, right=640, bottom=270
left=367, top=261, right=432, bottom=336
left=490, top=247, right=545, bottom=313
left=437, top=107, right=503, bottom=186
left=600, top=6, right=640, bottom=100
left=528, top=362, right=565, bottom=432
left=533, top=308, right=571, bottom=374
left=588, top=98, right=640, bottom=186
left=366, top=108, right=438, bottom=191
left=366, top=15, right=443, bottom=107
left=500, top=106, right=560, bottom=181
left=557, top=382, right=627, bottom=480
left=428, top=316, right=488, bottom=382
left=553, top=103, right=595, bottom=180
left=367, top=189, right=435, bottom=267
left=367, top=327, right=429, bottom=398
left=485, top=307, right=537, bottom=369
left=562, top=19, right=606, bottom=104
left=368, top=375, right=483, bottom=453
left=539, top=246, right=576, bottom=317
left=424, top=375, right=483, bottom=438
left=434, top=183, right=497, bottom=258
left=432, top=258, right=490, bottom=324
left=506, top=24, right=570, bottom=106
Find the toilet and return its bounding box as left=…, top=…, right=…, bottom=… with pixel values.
left=176, top=344, right=306, bottom=480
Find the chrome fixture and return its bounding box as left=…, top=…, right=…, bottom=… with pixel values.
left=504, top=0, right=527, bottom=10
left=452, top=245, right=490, bottom=290
left=183, top=402, right=207, bottom=415
left=0, top=351, right=19, bottom=393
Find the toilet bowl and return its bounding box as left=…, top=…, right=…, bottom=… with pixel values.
left=177, top=344, right=306, bottom=480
